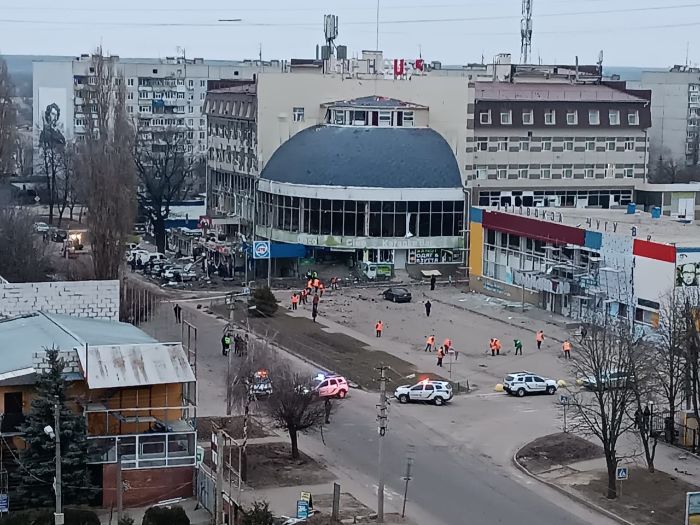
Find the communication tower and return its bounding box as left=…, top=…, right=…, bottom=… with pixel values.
left=520, top=0, right=533, bottom=64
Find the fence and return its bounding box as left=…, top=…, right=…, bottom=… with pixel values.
left=196, top=464, right=216, bottom=515
left=650, top=411, right=699, bottom=454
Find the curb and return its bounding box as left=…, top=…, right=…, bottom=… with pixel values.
left=511, top=450, right=635, bottom=525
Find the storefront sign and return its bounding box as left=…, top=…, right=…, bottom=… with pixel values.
left=265, top=228, right=459, bottom=250
left=686, top=491, right=700, bottom=524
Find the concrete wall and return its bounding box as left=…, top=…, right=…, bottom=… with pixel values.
left=0, top=280, right=119, bottom=320
left=257, top=73, right=470, bottom=182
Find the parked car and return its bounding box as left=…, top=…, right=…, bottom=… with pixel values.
left=33, top=222, right=49, bottom=233
left=51, top=229, right=68, bottom=242
left=126, top=249, right=148, bottom=263
left=394, top=380, right=453, bottom=406
left=137, top=252, right=167, bottom=266
left=382, top=287, right=412, bottom=303
left=582, top=370, right=633, bottom=391
left=503, top=371, right=558, bottom=397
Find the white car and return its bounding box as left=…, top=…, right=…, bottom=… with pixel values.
left=310, top=374, right=349, bottom=399
left=126, top=249, right=148, bottom=263
left=503, top=371, right=558, bottom=397
left=33, top=222, right=49, bottom=233
left=138, top=252, right=167, bottom=266
left=394, top=380, right=453, bottom=406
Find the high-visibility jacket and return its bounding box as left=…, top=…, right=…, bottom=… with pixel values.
left=437, top=347, right=445, bottom=358
left=301, top=289, right=308, bottom=297
left=563, top=341, right=572, bottom=351
left=313, top=278, right=321, bottom=288
left=536, top=331, right=544, bottom=342
left=427, top=336, right=435, bottom=345
left=376, top=322, right=383, bottom=332
left=307, top=279, right=313, bottom=289
left=291, top=295, right=299, bottom=304
left=494, top=339, right=502, bottom=350
left=223, top=336, right=231, bottom=346
left=319, top=283, right=325, bottom=291
left=443, top=339, right=452, bottom=349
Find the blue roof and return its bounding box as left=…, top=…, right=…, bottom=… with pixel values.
left=261, top=125, right=462, bottom=189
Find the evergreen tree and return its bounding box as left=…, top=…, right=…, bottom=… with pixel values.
left=247, top=286, right=279, bottom=317
left=12, top=347, right=95, bottom=507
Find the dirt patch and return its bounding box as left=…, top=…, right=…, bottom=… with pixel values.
left=517, top=432, right=603, bottom=474
left=215, top=303, right=445, bottom=391
left=232, top=442, right=334, bottom=488
left=197, top=415, right=270, bottom=442
left=311, top=493, right=372, bottom=521
left=574, top=467, right=699, bottom=525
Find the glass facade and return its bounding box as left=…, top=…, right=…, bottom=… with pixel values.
left=258, top=193, right=464, bottom=239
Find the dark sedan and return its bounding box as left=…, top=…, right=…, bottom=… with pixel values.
left=383, top=287, right=412, bottom=303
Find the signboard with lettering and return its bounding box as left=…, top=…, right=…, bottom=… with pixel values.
left=686, top=491, right=700, bottom=525
left=297, top=500, right=309, bottom=519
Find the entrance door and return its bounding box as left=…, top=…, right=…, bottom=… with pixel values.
left=3, top=392, right=23, bottom=432
left=394, top=249, right=407, bottom=270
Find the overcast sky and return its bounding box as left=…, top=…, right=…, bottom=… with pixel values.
left=0, top=0, right=698, bottom=67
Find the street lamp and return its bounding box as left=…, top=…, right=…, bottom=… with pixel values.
left=46, top=404, right=63, bottom=525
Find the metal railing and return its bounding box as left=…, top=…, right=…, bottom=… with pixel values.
left=87, top=431, right=196, bottom=469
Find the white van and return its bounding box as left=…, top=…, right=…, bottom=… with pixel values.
left=138, top=252, right=167, bottom=265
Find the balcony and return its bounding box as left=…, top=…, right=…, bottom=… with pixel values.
left=88, top=432, right=196, bottom=469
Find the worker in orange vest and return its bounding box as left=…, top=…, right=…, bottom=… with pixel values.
left=436, top=346, right=445, bottom=367
left=490, top=338, right=501, bottom=356
left=536, top=330, right=545, bottom=350
left=319, top=282, right=325, bottom=297
left=375, top=320, right=383, bottom=338
left=313, top=278, right=321, bottom=290
left=300, top=288, right=308, bottom=305
left=307, top=278, right=313, bottom=290
left=291, top=293, right=299, bottom=311
left=444, top=338, right=456, bottom=360
left=425, top=335, right=435, bottom=352
left=562, top=339, right=572, bottom=359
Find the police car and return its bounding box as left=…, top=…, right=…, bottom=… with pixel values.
left=503, top=371, right=558, bottom=397
left=308, top=373, right=349, bottom=399
left=252, top=369, right=273, bottom=397
left=394, top=379, right=453, bottom=406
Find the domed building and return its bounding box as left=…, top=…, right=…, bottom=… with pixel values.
left=255, top=96, right=466, bottom=275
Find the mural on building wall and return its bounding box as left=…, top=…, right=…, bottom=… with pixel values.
left=37, top=87, right=68, bottom=147
left=676, top=263, right=700, bottom=287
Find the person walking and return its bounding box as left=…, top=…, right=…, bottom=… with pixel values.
left=312, top=304, right=318, bottom=322
left=425, top=334, right=435, bottom=352
left=562, top=339, right=572, bottom=359
left=291, top=293, right=299, bottom=310
left=324, top=398, right=332, bottom=424
left=221, top=333, right=231, bottom=356
left=424, top=300, right=432, bottom=317
left=536, top=330, right=544, bottom=350
left=375, top=320, right=383, bottom=338
left=173, top=303, right=182, bottom=324
left=300, top=288, right=308, bottom=305
left=430, top=275, right=437, bottom=291
left=514, top=338, right=523, bottom=356
left=436, top=345, right=445, bottom=367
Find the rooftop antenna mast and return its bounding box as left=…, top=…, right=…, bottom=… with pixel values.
left=520, top=0, right=533, bottom=64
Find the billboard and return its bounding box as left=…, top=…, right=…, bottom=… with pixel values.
left=37, top=87, right=68, bottom=147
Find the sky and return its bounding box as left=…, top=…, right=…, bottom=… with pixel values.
left=0, top=0, right=699, bottom=67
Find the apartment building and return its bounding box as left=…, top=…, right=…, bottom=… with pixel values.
left=465, top=81, right=652, bottom=209
left=640, top=66, right=700, bottom=166
left=32, top=54, right=284, bottom=166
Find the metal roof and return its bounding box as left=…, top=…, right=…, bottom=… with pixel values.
left=77, top=343, right=195, bottom=389
left=322, top=96, right=427, bottom=109
left=260, top=125, right=462, bottom=189
left=0, top=312, right=156, bottom=377
left=474, top=82, right=646, bottom=103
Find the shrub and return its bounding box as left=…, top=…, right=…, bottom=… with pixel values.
left=1, top=508, right=101, bottom=525
left=142, top=506, right=190, bottom=525
left=247, top=286, right=279, bottom=317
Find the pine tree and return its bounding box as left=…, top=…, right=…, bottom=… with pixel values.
left=11, top=347, right=96, bottom=507
left=247, top=286, right=279, bottom=317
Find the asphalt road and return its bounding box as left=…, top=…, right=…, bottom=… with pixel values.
left=322, top=391, right=600, bottom=525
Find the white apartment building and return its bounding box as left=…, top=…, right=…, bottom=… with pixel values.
left=32, top=54, right=285, bottom=165
left=640, top=66, right=700, bottom=166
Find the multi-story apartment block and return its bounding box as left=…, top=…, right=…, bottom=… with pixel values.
left=32, top=54, right=284, bottom=166
left=640, top=66, right=700, bottom=166
left=465, top=81, right=651, bottom=209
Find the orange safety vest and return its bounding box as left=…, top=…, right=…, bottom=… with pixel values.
left=291, top=295, right=299, bottom=304
left=563, top=341, right=572, bottom=351
left=494, top=339, right=502, bottom=350
left=301, top=289, right=307, bottom=297
left=437, top=347, right=445, bottom=357
left=427, top=336, right=435, bottom=345
left=443, top=339, right=452, bottom=349
left=313, top=278, right=320, bottom=288
left=376, top=322, right=383, bottom=332
left=536, top=331, right=544, bottom=342
left=307, top=279, right=313, bottom=289
left=319, top=283, right=325, bottom=290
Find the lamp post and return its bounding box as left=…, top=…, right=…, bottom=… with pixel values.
left=44, top=404, right=63, bottom=525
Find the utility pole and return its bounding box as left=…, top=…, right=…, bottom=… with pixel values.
left=215, top=429, right=225, bottom=525
left=401, top=454, right=414, bottom=518
left=376, top=366, right=388, bottom=523
left=53, top=404, right=63, bottom=525
left=116, top=442, right=123, bottom=522
left=226, top=292, right=234, bottom=416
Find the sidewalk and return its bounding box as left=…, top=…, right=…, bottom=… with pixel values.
left=515, top=433, right=700, bottom=525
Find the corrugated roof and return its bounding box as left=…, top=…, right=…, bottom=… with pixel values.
left=474, top=82, right=646, bottom=103
left=261, top=125, right=462, bottom=189
left=77, top=343, right=195, bottom=389
left=0, top=312, right=156, bottom=376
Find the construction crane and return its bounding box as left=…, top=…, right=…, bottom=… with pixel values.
left=520, top=0, right=533, bottom=64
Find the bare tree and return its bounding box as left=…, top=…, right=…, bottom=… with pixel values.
left=55, top=142, right=77, bottom=227
left=0, top=56, right=16, bottom=177
left=0, top=206, right=50, bottom=281
left=566, top=320, right=638, bottom=499
left=677, top=289, right=700, bottom=434
left=76, top=48, right=136, bottom=279
left=134, top=127, right=197, bottom=254
left=262, top=365, right=326, bottom=460
left=626, top=341, right=657, bottom=472
left=14, top=133, right=32, bottom=177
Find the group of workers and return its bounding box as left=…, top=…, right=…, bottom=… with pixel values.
left=221, top=331, right=248, bottom=356
left=291, top=275, right=341, bottom=322
left=423, top=335, right=456, bottom=367
left=486, top=330, right=573, bottom=359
